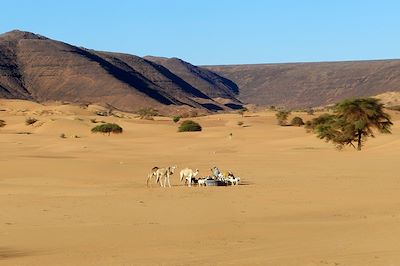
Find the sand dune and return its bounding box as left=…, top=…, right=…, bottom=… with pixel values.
left=1, top=100, right=400, bottom=265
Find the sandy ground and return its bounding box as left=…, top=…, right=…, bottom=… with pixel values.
left=1, top=99, right=400, bottom=266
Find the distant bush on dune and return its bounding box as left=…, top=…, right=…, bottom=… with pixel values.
left=0, top=119, right=5, bottom=127
left=275, top=110, right=291, bottom=126
left=137, top=108, right=158, bottom=120
left=172, top=116, right=181, bottom=123
left=178, top=120, right=202, bottom=132
left=91, top=123, right=123, bottom=135
left=306, top=108, right=315, bottom=115
left=291, top=116, right=305, bottom=126
left=95, top=110, right=112, bottom=117
left=25, top=117, right=38, bottom=125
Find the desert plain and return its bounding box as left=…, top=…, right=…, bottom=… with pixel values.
left=1, top=99, right=400, bottom=266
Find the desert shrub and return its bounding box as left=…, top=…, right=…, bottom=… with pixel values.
left=306, top=108, right=315, bottom=115
left=178, top=120, right=202, bottom=132
left=237, top=121, right=244, bottom=126
left=60, top=133, right=66, bottom=138
left=91, top=123, right=123, bottom=135
left=137, top=108, right=158, bottom=119
left=25, top=117, right=38, bottom=125
left=291, top=116, right=305, bottom=126
left=275, top=110, right=291, bottom=126
left=0, top=119, right=5, bottom=128
left=181, top=110, right=199, bottom=118
left=95, top=110, right=111, bottom=117
left=172, top=116, right=181, bottom=123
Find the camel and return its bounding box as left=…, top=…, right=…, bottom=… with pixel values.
left=179, top=168, right=199, bottom=187
left=155, top=166, right=176, bottom=187
left=198, top=177, right=207, bottom=186
left=146, top=166, right=160, bottom=187
left=226, top=175, right=240, bottom=185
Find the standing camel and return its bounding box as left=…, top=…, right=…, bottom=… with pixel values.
left=155, top=166, right=176, bottom=187
left=179, top=168, right=199, bottom=187
left=146, top=166, right=159, bottom=187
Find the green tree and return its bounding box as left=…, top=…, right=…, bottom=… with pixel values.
left=91, top=123, right=123, bottom=135
left=306, top=98, right=392, bottom=150
left=178, top=120, right=202, bottom=132
left=275, top=110, right=291, bottom=126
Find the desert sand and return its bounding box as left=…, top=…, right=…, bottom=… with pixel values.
left=1, top=99, right=400, bottom=266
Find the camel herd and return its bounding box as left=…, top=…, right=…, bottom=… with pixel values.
left=146, top=166, right=240, bottom=187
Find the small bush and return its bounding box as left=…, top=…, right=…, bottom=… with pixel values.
left=60, top=133, right=66, bottom=138
left=291, top=116, right=305, bottom=126
left=25, top=117, right=38, bottom=125
left=178, top=120, right=202, bottom=132
left=306, top=108, right=315, bottom=115
left=172, top=116, right=181, bottom=123
left=95, top=110, right=111, bottom=117
left=0, top=119, right=5, bottom=128
left=91, top=123, right=123, bottom=135
left=275, top=110, right=291, bottom=126
left=137, top=108, right=158, bottom=119
left=237, top=121, right=244, bottom=126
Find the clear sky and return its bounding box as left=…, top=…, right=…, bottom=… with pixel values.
left=2, top=0, right=400, bottom=65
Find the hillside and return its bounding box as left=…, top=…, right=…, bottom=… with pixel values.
left=144, top=56, right=241, bottom=108
left=0, top=30, right=241, bottom=114
left=206, top=60, right=400, bottom=108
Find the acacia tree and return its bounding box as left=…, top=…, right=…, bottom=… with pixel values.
left=306, top=98, right=392, bottom=150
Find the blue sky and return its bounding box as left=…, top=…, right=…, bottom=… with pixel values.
left=2, top=0, right=400, bottom=65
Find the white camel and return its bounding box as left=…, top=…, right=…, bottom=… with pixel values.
left=179, top=168, right=199, bottom=187
left=155, top=166, right=176, bottom=187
